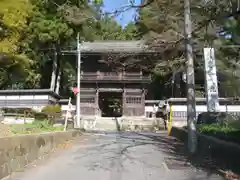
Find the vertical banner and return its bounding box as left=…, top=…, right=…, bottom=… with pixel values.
left=203, top=48, right=220, bottom=112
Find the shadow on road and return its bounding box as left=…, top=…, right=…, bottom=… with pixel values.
left=79, top=131, right=237, bottom=179
left=131, top=132, right=240, bottom=179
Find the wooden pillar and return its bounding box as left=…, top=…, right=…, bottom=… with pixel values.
left=174, top=73, right=181, bottom=97
left=95, top=88, right=99, bottom=117
left=122, top=88, right=126, bottom=116
left=141, top=89, right=145, bottom=116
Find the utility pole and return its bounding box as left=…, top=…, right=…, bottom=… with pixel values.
left=76, top=33, right=81, bottom=129
left=184, top=0, right=197, bottom=154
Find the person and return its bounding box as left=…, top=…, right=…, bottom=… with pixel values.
left=152, top=104, right=157, bottom=118
left=162, top=100, right=170, bottom=129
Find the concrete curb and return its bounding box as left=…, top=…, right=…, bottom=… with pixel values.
left=0, top=130, right=81, bottom=179
left=170, top=127, right=240, bottom=176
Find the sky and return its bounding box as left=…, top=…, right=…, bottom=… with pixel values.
left=102, top=0, right=141, bottom=27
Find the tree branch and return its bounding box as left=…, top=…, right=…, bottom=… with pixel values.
left=129, top=0, right=155, bottom=8
left=105, top=0, right=155, bottom=17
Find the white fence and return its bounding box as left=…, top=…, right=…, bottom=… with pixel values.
left=145, top=98, right=240, bottom=127
left=145, top=98, right=240, bottom=119
left=60, top=98, right=240, bottom=120
left=171, top=105, right=240, bottom=119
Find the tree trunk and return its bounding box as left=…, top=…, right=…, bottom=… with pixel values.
left=50, top=51, right=57, bottom=91
left=55, top=68, right=61, bottom=94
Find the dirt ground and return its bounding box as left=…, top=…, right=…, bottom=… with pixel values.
left=0, top=124, right=13, bottom=137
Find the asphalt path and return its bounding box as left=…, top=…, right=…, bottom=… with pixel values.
left=5, top=132, right=223, bottom=180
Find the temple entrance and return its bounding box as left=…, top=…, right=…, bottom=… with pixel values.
left=98, top=92, right=122, bottom=117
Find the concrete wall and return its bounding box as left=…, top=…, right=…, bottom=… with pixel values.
left=0, top=131, right=80, bottom=179
left=81, top=116, right=165, bottom=131
left=170, top=127, right=240, bottom=172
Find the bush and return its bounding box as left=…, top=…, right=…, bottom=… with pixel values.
left=197, top=112, right=236, bottom=125
left=41, top=105, right=61, bottom=114
left=197, top=119, right=240, bottom=144
left=41, top=105, right=61, bottom=124
left=34, top=112, right=48, bottom=121
left=197, top=124, right=235, bottom=134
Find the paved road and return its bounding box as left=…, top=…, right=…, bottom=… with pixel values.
left=7, top=132, right=223, bottom=180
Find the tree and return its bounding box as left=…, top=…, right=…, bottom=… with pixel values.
left=12, top=0, right=138, bottom=95
left=20, top=0, right=77, bottom=89
left=215, top=15, right=240, bottom=97
left=132, top=0, right=240, bottom=97
left=0, top=0, right=36, bottom=89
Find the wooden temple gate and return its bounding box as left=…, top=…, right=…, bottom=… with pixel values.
left=80, top=87, right=146, bottom=117
left=123, top=89, right=145, bottom=116
left=78, top=41, right=152, bottom=117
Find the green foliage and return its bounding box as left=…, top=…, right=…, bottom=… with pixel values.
left=197, top=119, right=240, bottom=144
left=215, top=16, right=240, bottom=97
left=0, top=0, right=139, bottom=91
left=41, top=105, right=61, bottom=124
left=0, top=0, right=239, bottom=96
left=133, top=0, right=240, bottom=97
left=122, top=22, right=139, bottom=40
left=41, top=105, right=61, bottom=114
left=197, top=124, right=236, bottom=134
left=0, top=0, right=32, bottom=53
left=34, top=112, right=48, bottom=121
left=0, top=0, right=37, bottom=89
left=11, top=120, right=63, bottom=135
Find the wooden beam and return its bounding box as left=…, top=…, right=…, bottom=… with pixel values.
left=98, top=88, right=123, bottom=92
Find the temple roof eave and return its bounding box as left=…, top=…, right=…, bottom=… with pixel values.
left=80, top=40, right=156, bottom=53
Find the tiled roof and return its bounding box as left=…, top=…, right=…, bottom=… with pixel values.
left=81, top=40, right=154, bottom=53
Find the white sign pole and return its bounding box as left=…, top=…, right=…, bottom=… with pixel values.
left=203, top=48, right=220, bottom=112
left=64, top=97, right=72, bottom=131
left=76, top=33, right=81, bottom=129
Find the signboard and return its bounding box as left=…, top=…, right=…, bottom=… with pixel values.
left=203, top=48, right=220, bottom=112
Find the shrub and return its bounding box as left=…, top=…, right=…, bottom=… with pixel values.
left=41, top=105, right=61, bottom=124
left=41, top=105, right=61, bottom=114
left=197, top=123, right=240, bottom=144
left=196, top=112, right=232, bottom=125
left=34, top=112, right=48, bottom=121
left=197, top=124, right=235, bottom=134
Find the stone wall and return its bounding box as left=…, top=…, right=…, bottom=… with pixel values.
left=170, top=127, right=240, bottom=172
left=0, top=130, right=80, bottom=179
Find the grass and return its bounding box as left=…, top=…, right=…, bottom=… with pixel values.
left=10, top=120, right=64, bottom=135
left=197, top=121, right=240, bottom=144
